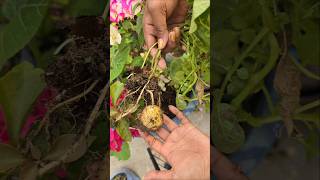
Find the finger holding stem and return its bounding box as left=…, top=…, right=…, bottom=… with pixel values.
left=141, top=42, right=158, bottom=69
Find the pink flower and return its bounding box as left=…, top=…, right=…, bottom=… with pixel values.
left=0, top=108, right=9, bottom=143
left=110, top=128, right=123, bottom=152
left=0, top=88, right=57, bottom=143
left=20, top=88, right=57, bottom=138
left=55, top=168, right=68, bottom=178
left=110, top=89, right=127, bottom=108
left=110, top=0, right=143, bottom=23
left=130, top=128, right=140, bottom=137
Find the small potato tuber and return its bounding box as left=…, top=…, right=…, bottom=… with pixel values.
left=140, top=105, right=163, bottom=131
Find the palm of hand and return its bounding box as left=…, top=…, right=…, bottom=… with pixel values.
left=142, top=106, right=210, bottom=180
left=162, top=124, right=210, bottom=179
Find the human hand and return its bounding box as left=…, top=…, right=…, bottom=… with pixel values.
left=141, top=105, right=210, bottom=180
left=143, top=0, right=188, bottom=69
left=211, top=147, right=249, bottom=180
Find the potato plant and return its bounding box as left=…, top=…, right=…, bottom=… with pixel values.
left=213, top=0, right=320, bottom=155
left=110, top=0, right=210, bottom=160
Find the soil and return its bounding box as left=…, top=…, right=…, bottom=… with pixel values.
left=44, top=16, right=108, bottom=133
left=125, top=67, right=176, bottom=118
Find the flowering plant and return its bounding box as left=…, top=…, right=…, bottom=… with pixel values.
left=110, top=0, right=143, bottom=23
left=109, top=0, right=144, bottom=160
left=0, top=88, right=57, bottom=143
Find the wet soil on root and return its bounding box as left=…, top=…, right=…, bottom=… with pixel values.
left=125, top=67, right=176, bottom=118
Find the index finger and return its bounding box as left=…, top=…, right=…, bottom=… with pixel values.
left=168, top=105, right=190, bottom=125
left=143, top=10, right=157, bottom=49
left=141, top=131, right=163, bottom=154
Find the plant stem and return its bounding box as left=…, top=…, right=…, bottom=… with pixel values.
left=178, top=69, right=195, bottom=93
left=251, top=113, right=320, bottom=127
left=290, top=54, right=320, bottom=80
left=246, top=99, right=320, bottom=126
left=35, top=80, right=99, bottom=136
left=151, top=50, right=161, bottom=74
left=146, top=90, right=154, bottom=105
left=182, top=72, right=198, bottom=96
left=115, top=78, right=151, bottom=121
left=141, top=42, right=158, bottom=69
left=261, top=84, right=275, bottom=113
left=231, top=34, right=280, bottom=107
left=185, top=93, right=210, bottom=101
left=296, top=99, right=320, bottom=113
left=219, top=28, right=269, bottom=102
left=116, top=49, right=162, bottom=121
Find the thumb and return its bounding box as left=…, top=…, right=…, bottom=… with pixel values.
left=143, top=170, right=173, bottom=180
left=146, top=0, right=169, bottom=49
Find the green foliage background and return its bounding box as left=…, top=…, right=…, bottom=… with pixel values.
left=213, top=0, right=320, bottom=154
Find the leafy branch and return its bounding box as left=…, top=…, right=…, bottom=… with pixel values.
left=218, top=28, right=269, bottom=102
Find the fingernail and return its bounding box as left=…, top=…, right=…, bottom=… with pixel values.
left=174, top=27, right=181, bottom=39
left=169, top=32, right=176, bottom=42
left=158, top=39, right=164, bottom=49
left=173, top=27, right=180, bottom=34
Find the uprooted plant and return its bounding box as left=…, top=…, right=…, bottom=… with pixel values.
left=110, top=0, right=210, bottom=160
left=0, top=1, right=109, bottom=178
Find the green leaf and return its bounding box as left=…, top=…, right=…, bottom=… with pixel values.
left=212, top=103, right=245, bottom=154
left=213, top=30, right=239, bottom=60
left=0, top=143, right=26, bottom=173
left=68, top=0, right=106, bottom=17
left=231, top=16, right=248, bottom=30
left=189, top=0, right=210, bottom=33
left=240, top=29, right=256, bottom=44
left=227, top=78, right=245, bottom=96
left=19, top=161, right=38, bottom=180
left=111, top=142, right=130, bottom=161
left=44, top=134, right=96, bottom=163
left=201, top=62, right=210, bottom=84
left=1, top=0, right=21, bottom=20
left=0, top=0, right=49, bottom=69
left=212, top=0, right=238, bottom=27
left=0, top=62, right=45, bottom=144
left=173, top=71, right=185, bottom=83
left=116, top=120, right=132, bottom=142
left=110, top=81, right=124, bottom=105
left=292, top=20, right=320, bottom=66
left=236, top=67, right=249, bottom=80
left=121, top=21, right=134, bottom=31
left=259, top=0, right=278, bottom=32
left=176, top=94, right=187, bottom=110
left=131, top=56, right=144, bottom=67
left=110, top=46, right=131, bottom=82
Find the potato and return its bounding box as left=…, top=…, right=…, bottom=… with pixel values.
left=140, top=105, right=163, bottom=131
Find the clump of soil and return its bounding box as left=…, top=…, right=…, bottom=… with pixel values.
left=125, top=67, right=176, bottom=118
left=44, top=16, right=108, bottom=132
